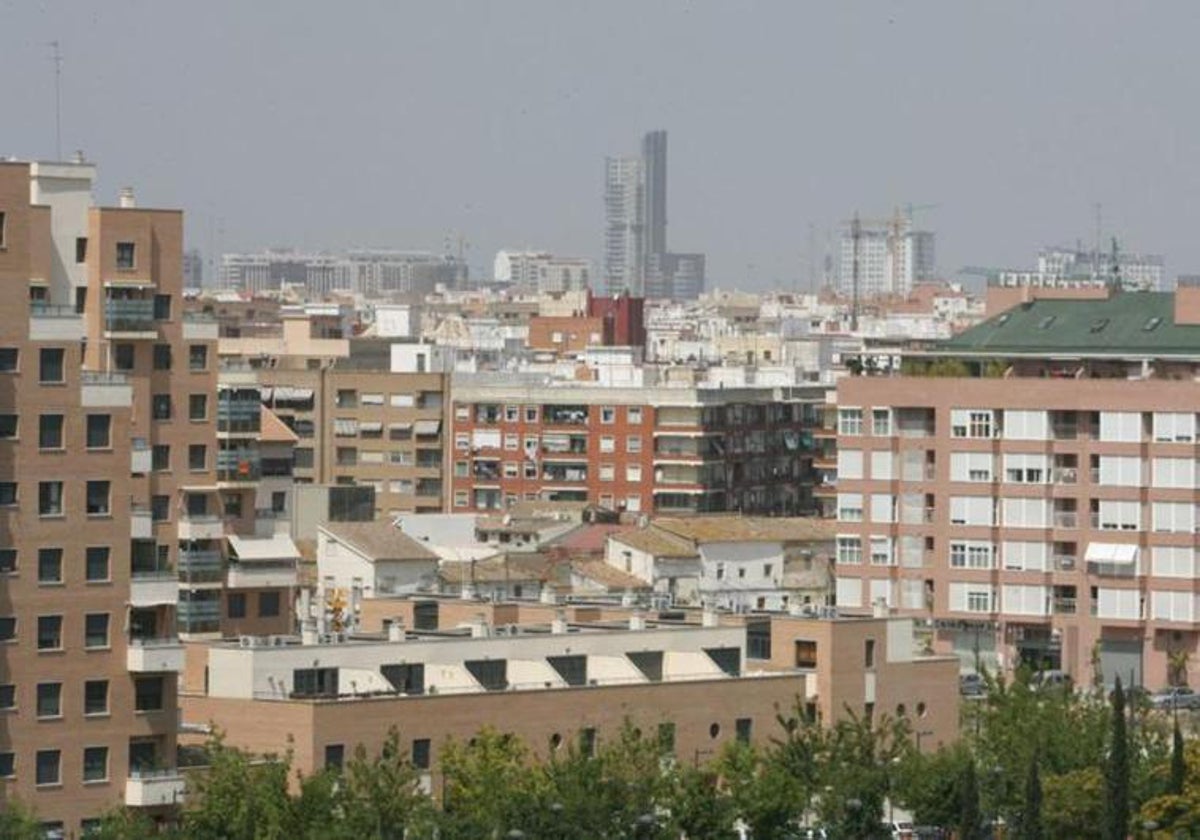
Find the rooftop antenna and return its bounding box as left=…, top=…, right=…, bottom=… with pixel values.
left=48, top=41, right=63, bottom=160
left=1092, top=202, right=1103, bottom=282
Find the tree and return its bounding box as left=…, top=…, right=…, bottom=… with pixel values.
left=958, top=759, right=982, bottom=840
left=1104, top=676, right=1130, bottom=840
left=336, top=729, right=435, bottom=839
left=1171, top=719, right=1187, bottom=796
left=892, top=743, right=973, bottom=829
left=181, top=733, right=298, bottom=840
left=715, top=741, right=799, bottom=838
left=1014, top=748, right=1042, bottom=840
left=437, top=728, right=542, bottom=839
left=1043, top=767, right=1105, bottom=838
left=0, top=801, right=43, bottom=840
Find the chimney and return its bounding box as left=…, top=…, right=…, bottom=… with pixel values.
left=118, top=187, right=136, bottom=208
left=300, top=618, right=319, bottom=646
left=540, top=585, right=558, bottom=605
left=550, top=609, right=568, bottom=635
left=1175, top=279, right=1200, bottom=325
left=701, top=607, right=719, bottom=628
left=387, top=618, right=405, bottom=643
left=629, top=610, right=646, bottom=631
left=469, top=613, right=490, bottom=638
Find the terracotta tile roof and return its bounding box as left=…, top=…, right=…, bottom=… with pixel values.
left=608, top=527, right=699, bottom=558
left=438, top=552, right=556, bottom=584
left=320, top=521, right=439, bottom=563
left=652, top=515, right=836, bottom=544
left=550, top=523, right=637, bottom=553
left=570, top=558, right=651, bottom=591
left=259, top=407, right=299, bottom=443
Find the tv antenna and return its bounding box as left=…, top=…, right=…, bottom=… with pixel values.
left=48, top=41, right=63, bottom=160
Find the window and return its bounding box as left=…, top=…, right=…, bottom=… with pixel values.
left=227, top=593, right=246, bottom=619
left=949, top=583, right=997, bottom=613
left=1003, top=453, right=1048, bottom=485
left=836, top=536, right=863, bottom=565
left=84, top=680, right=109, bottom=715
left=86, top=415, right=111, bottom=449
left=950, top=541, right=995, bottom=569
left=1098, top=500, right=1141, bottom=531
left=39, top=348, right=65, bottom=383
left=0, top=617, right=14, bottom=641
left=870, top=450, right=894, bottom=480
left=152, top=394, right=172, bottom=420
left=1153, top=412, right=1196, bottom=443
left=1001, top=541, right=1048, bottom=573
left=0, top=482, right=15, bottom=506
left=0, top=684, right=13, bottom=710
left=1098, top=456, right=1141, bottom=487
left=153, top=344, right=172, bottom=371
left=189, top=393, right=208, bottom=421
left=82, top=747, right=108, bottom=783
left=1153, top=458, right=1195, bottom=490
left=838, top=408, right=863, bottom=436
left=599, top=436, right=615, bottom=454
left=37, top=548, right=62, bottom=584
left=411, top=738, right=431, bottom=770
left=324, top=744, right=345, bottom=771
left=601, top=406, right=616, bottom=424
left=0, top=550, right=13, bottom=574
left=950, top=409, right=994, bottom=439
left=763, top=563, right=774, bottom=578
left=38, top=481, right=64, bottom=517
left=628, top=407, right=643, bottom=424
left=626, top=464, right=642, bottom=482
left=869, top=537, right=893, bottom=566
left=1000, top=497, right=1048, bottom=528
left=37, top=615, right=62, bottom=650
left=838, top=450, right=863, bottom=479
left=1152, top=546, right=1195, bottom=579
left=151, top=495, right=170, bottom=522
left=580, top=727, right=597, bottom=758
left=950, top=495, right=995, bottom=526
left=188, top=445, right=207, bottom=471
left=116, top=241, right=135, bottom=269
left=735, top=718, right=753, bottom=743
left=134, top=676, right=165, bottom=711
left=0, top=753, right=13, bottom=779
left=524, top=406, right=538, bottom=423
left=870, top=408, right=892, bottom=436
left=259, top=592, right=281, bottom=617
left=86, top=481, right=111, bottom=516
left=37, top=683, right=62, bottom=718
left=152, top=445, right=170, bottom=472
left=113, top=343, right=135, bottom=371
left=864, top=639, right=876, bottom=668
left=36, top=749, right=60, bottom=786
left=869, top=494, right=894, bottom=523
left=293, top=667, right=339, bottom=698
left=837, top=493, right=863, bottom=522
left=1099, top=411, right=1142, bottom=443
left=1152, top=502, right=1195, bottom=534
left=84, top=614, right=109, bottom=648
left=151, top=293, right=171, bottom=320
left=0, top=415, right=15, bottom=439
left=38, top=415, right=64, bottom=450
left=0, top=211, right=5, bottom=247
left=188, top=344, right=208, bottom=371
left=0, top=348, right=14, bottom=372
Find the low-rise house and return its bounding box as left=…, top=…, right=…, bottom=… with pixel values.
left=317, top=521, right=440, bottom=596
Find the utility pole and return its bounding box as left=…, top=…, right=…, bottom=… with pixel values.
left=49, top=41, right=63, bottom=160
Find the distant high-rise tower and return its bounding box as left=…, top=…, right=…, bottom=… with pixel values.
left=604, top=155, right=644, bottom=294
left=640, top=130, right=668, bottom=262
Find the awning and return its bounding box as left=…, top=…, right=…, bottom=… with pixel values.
left=388, top=422, right=413, bottom=432
left=334, top=418, right=359, bottom=436
left=359, top=421, right=384, bottom=434
left=272, top=386, right=314, bottom=403
left=227, top=534, right=301, bottom=562
left=1085, top=543, right=1139, bottom=564
left=414, top=419, right=441, bottom=436
left=259, top=386, right=274, bottom=402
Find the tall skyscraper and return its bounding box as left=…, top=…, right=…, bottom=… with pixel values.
left=604, top=130, right=705, bottom=299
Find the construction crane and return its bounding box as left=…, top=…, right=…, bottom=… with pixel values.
left=842, top=204, right=941, bottom=330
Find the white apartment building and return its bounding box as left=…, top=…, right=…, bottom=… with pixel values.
left=838, top=223, right=935, bottom=299
left=493, top=250, right=592, bottom=294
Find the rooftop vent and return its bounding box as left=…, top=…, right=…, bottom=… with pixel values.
left=1089, top=318, right=1110, bottom=333
left=1143, top=316, right=1163, bottom=332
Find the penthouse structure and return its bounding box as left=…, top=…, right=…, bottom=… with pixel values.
left=449, top=380, right=823, bottom=515
left=180, top=605, right=958, bottom=789
left=832, top=286, right=1200, bottom=688
left=0, top=160, right=195, bottom=833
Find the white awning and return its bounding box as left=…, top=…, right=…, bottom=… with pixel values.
left=334, top=418, right=359, bottom=436
left=414, top=419, right=442, bottom=436
left=259, top=386, right=274, bottom=401
left=1085, top=543, right=1139, bottom=564
left=388, top=422, right=413, bottom=432
left=359, top=421, right=384, bottom=434
left=227, top=534, right=301, bottom=562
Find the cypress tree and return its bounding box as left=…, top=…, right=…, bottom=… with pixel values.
left=1170, top=717, right=1186, bottom=796
left=1016, top=748, right=1042, bottom=840
left=1104, top=676, right=1130, bottom=840
left=959, top=759, right=981, bottom=840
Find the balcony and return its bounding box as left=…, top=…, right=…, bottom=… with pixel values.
left=177, top=514, right=224, bottom=541
left=182, top=312, right=219, bottom=340
left=104, top=298, right=157, bottom=338
left=130, top=571, right=179, bottom=607
left=126, top=636, right=185, bottom=673
left=131, top=439, right=152, bottom=474
left=81, top=371, right=132, bottom=407
left=29, top=303, right=85, bottom=341
left=1052, top=467, right=1078, bottom=485
left=131, top=504, right=153, bottom=540
left=217, top=449, right=261, bottom=485
left=1053, top=597, right=1077, bottom=615
left=227, top=561, right=298, bottom=590
left=1053, top=554, right=1077, bottom=572
left=125, top=769, right=187, bottom=807
left=1052, top=511, right=1078, bottom=529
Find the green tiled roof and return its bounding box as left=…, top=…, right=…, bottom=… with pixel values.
left=939, top=292, right=1200, bottom=356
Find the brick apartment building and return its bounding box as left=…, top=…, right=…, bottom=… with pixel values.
left=833, top=287, right=1200, bottom=688
left=0, top=160, right=193, bottom=833
left=449, top=380, right=823, bottom=515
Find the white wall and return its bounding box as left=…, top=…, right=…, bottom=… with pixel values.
left=375, top=305, right=414, bottom=338
left=317, top=530, right=379, bottom=591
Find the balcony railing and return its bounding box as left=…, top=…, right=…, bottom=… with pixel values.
left=1053, top=597, right=1077, bottom=615
left=1052, top=554, right=1077, bottom=571
left=1052, top=467, right=1078, bottom=485
left=1052, top=511, right=1078, bottom=529
left=104, top=298, right=156, bottom=333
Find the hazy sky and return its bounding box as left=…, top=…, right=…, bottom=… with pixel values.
left=5, top=1, right=1200, bottom=289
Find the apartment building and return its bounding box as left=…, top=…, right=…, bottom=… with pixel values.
left=832, top=287, right=1200, bottom=688
left=179, top=606, right=957, bottom=789
left=0, top=160, right=188, bottom=834
left=449, top=380, right=823, bottom=515
left=217, top=329, right=449, bottom=517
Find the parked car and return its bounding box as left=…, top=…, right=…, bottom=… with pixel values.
left=959, top=672, right=986, bottom=697
left=1150, top=686, right=1200, bottom=711
left=1031, top=669, right=1072, bottom=691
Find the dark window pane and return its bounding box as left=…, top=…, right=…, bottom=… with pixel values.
left=37, top=616, right=62, bottom=650
left=86, top=481, right=111, bottom=515
left=84, top=680, right=108, bottom=715
left=36, top=683, right=61, bottom=718
left=258, top=591, right=280, bottom=617
left=86, top=415, right=111, bottom=448
left=85, top=614, right=109, bottom=648
left=37, top=549, right=62, bottom=583
left=227, top=593, right=245, bottom=618
left=39, top=348, right=65, bottom=383
left=35, top=749, right=60, bottom=785
left=86, top=547, right=110, bottom=581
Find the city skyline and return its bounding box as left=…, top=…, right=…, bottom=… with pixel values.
left=4, top=3, right=1199, bottom=289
